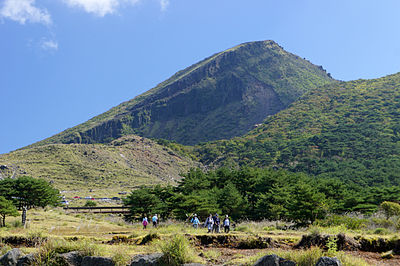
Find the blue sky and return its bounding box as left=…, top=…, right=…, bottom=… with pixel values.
left=1, top=0, right=400, bottom=154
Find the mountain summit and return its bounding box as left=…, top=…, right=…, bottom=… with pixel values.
left=33, top=40, right=335, bottom=147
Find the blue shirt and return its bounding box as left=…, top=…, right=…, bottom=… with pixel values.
left=192, top=217, right=200, bottom=225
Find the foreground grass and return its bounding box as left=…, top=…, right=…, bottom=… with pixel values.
left=228, top=248, right=369, bottom=266
left=0, top=208, right=394, bottom=265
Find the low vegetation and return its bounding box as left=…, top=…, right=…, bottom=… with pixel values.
left=124, top=167, right=400, bottom=226
left=0, top=135, right=198, bottom=197
left=2, top=207, right=396, bottom=265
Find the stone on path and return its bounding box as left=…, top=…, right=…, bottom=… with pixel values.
left=253, top=254, right=296, bottom=266
left=130, top=253, right=163, bottom=266
left=0, top=248, right=22, bottom=266
left=315, top=256, right=342, bottom=266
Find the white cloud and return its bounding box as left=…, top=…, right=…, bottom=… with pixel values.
left=0, top=0, right=169, bottom=25
left=0, top=0, right=51, bottom=25
left=40, top=39, right=58, bottom=51
left=159, top=0, right=169, bottom=12
left=63, top=0, right=141, bottom=17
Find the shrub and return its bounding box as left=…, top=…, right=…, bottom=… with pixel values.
left=264, top=247, right=324, bottom=266
left=9, top=220, right=23, bottom=228
left=235, top=226, right=250, bottom=232
left=112, top=246, right=132, bottom=266
left=0, top=244, right=11, bottom=256
left=373, top=228, right=390, bottom=235
left=34, top=237, right=100, bottom=265
left=325, top=236, right=337, bottom=257
left=138, top=233, right=160, bottom=245
left=308, top=226, right=321, bottom=237
left=370, top=217, right=394, bottom=229
left=84, top=201, right=97, bottom=207
left=263, top=226, right=275, bottom=232
left=160, top=235, right=198, bottom=265
left=380, top=201, right=400, bottom=219
left=315, top=214, right=367, bottom=230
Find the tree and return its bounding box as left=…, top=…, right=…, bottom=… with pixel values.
left=123, top=187, right=162, bottom=220
left=0, top=196, right=19, bottom=227
left=84, top=200, right=97, bottom=207
left=287, top=182, right=328, bottom=225
left=218, top=183, right=245, bottom=220
left=380, top=201, right=400, bottom=219
left=0, top=176, right=59, bottom=225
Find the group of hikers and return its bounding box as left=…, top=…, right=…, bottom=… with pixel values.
left=142, top=213, right=231, bottom=233
left=142, top=214, right=158, bottom=229
left=202, top=213, right=231, bottom=233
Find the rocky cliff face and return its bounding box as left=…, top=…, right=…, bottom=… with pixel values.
left=32, top=40, right=335, bottom=147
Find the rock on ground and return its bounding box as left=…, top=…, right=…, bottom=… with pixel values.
left=253, top=254, right=296, bottom=266
left=130, top=253, right=163, bottom=266
left=16, top=254, right=36, bottom=266
left=81, top=256, right=114, bottom=266
left=0, top=248, right=22, bottom=266
left=315, top=256, right=342, bottom=266
left=56, top=251, right=83, bottom=266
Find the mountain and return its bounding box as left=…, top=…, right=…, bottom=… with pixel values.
left=196, top=72, right=400, bottom=186
left=30, top=40, right=335, bottom=148
left=0, top=135, right=199, bottom=196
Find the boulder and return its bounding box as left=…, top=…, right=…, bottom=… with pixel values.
left=253, top=254, right=296, bottom=266
left=315, top=256, right=341, bottom=266
left=17, top=254, right=36, bottom=266
left=81, top=256, right=114, bottom=266
left=0, top=248, right=22, bottom=266
left=130, top=253, right=163, bottom=266
left=56, top=251, right=83, bottom=266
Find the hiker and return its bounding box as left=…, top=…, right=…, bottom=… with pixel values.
left=223, top=215, right=230, bottom=233
left=205, top=214, right=214, bottom=233
left=142, top=215, right=148, bottom=229
left=152, top=214, right=158, bottom=228
left=212, top=213, right=220, bottom=233
left=191, top=214, right=200, bottom=229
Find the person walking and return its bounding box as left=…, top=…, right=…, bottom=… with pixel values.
left=223, top=215, right=230, bottom=233
left=191, top=214, right=200, bottom=229
left=142, top=215, right=148, bottom=229
left=152, top=214, right=158, bottom=228
left=205, top=214, right=214, bottom=233
left=212, top=213, right=220, bottom=233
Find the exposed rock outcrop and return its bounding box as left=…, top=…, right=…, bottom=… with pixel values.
left=315, top=256, right=341, bottom=266
left=253, top=254, right=296, bottom=266
left=130, top=253, right=163, bottom=266
left=0, top=248, right=22, bottom=266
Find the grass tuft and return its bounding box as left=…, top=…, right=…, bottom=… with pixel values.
left=160, top=235, right=200, bottom=265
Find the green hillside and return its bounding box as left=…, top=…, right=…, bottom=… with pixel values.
left=196, top=72, right=400, bottom=186
left=29, top=40, right=334, bottom=147
left=0, top=135, right=199, bottom=196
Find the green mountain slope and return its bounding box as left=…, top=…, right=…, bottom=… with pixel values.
left=196, top=72, right=400, bottom=186
left=31, top=40, right=334, bottom=147
left=0, top=135, right=199, bottom=196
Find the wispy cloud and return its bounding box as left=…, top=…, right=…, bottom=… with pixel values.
left=63, top=0, right=141, bottom=17
left=159, top=0, right=169, bottom=12
left=0, top=0, right=52, bottom=25
left=0, top=0, right=170, bottom=25
left=40, top=39, right=58, bottom=51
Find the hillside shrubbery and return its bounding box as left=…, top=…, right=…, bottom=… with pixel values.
left=124, top=167, right=400, bottom=225
left=195, top=73, right=400, bottom=188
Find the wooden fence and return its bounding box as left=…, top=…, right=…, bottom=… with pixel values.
left=63, top=206, right=130, bottom=214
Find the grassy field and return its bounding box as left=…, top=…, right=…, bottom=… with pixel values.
left=0, top=135, right=199, bottom=198
left=1, top=208, right=399, bottom=265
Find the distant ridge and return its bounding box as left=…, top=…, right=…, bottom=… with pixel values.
left=196, top=72, right=400, bottom=186
left=0, top=135, right=198, bottom=195
left=28, top=40, right=335, bottom=148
